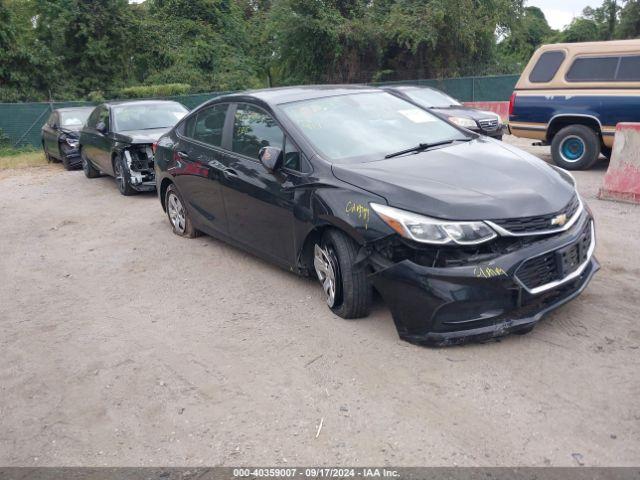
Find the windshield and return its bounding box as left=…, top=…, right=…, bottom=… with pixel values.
left=113, top=103, right=188, bottom=132
left=60, top=110, right=91, bottom=127
left=404, top=88, right=461, bottom=108
left=279, top=92, right=467, bottom=163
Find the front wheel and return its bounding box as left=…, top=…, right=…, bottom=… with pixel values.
left=114, top=155, right=137, bottom=196
left=551, top=125, right=601, bottom=170
left=81, top=149, right=100, bottom=178
left=165, top=184, right=199, bottom=238
left=314, top=229, right=371, bottom=319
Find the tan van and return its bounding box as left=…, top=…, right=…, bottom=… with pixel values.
left=509, top=39, right=640, bottom=170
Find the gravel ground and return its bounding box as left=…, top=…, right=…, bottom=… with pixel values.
left=0, top=136, right=639, bottom=467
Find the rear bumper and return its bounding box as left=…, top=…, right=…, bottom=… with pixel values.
left=370, top=213, right=598, bottom=347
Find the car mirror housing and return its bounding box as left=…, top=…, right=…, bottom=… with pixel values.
left=258, top=146, right=283, bottom=173
left=96, top=121, right=107, bottom=134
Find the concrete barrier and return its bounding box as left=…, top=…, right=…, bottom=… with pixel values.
left=599, top=123, right=640, bottom=204
left=463, top=101, right=510, bottom=122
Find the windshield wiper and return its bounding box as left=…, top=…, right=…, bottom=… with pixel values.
left=385, top=138, right=471, bottom=159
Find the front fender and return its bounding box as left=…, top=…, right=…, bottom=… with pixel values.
left=302, top=187, right=394, bottom=246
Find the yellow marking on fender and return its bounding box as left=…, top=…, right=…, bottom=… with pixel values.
left=346, top=201, right=370, bottom=229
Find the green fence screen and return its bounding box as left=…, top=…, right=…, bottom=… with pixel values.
left=0, top=92, right=225, bottom=148
left=0, top=75, right=519, bottom=148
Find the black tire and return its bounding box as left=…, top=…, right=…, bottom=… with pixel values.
left=113, top=155, right=137, bottom=196
left=315, top=229, right=371, bottom=319
left=551, top=125, right=601, bottom=170
left=81, top=148, right=100, bottom=178
left=165, top=184, right=199, bottom=238
left=601, top=146, right=612, bottom=160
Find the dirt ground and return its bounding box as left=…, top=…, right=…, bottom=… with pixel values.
left=1, top=136, right=639, bottom=467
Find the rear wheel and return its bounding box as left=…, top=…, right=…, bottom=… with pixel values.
left=551, top=125, right=601, bottom=170
left=165, top=184, right=199, bottom=238
left=314, top=229, right=371, bottom=319
left=81, top=149, right=100, bottom=178
left=114, top=155, right=137, bottom=196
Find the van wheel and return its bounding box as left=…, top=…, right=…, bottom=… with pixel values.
left=551, top=125, right=600, bottom=170
left=601, top=146, right=612, bottom=160
left=314, top=229, right=371, bottom=319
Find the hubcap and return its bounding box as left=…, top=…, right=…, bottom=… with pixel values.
left=167, top=193, right=186, bottom=233
left=560, top=136, right=585, bottom=163
left=314, top=244, right=337, bottom=307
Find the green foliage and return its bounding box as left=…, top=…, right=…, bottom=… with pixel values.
left=118, top=83, right=192, bottom=99
left=2, top=0, right=640, bottom=103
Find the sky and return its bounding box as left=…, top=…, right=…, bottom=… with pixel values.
left=528, top=0, right=598, bottom=30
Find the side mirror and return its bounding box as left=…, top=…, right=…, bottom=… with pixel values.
left=258, top=146, right=283, bottom=173
left=96, top=121, right=107, bottom=134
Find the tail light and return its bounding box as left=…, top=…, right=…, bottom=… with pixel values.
left=508, top=92, right=517, bottom=118
left=151, top=142, right=158, bottom=154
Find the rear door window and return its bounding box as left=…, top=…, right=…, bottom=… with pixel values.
left=529, top=51, right=566, bottom=83
left=189, top=104, right=229, bottom=147
left=617, top=55, right=640, bottom=81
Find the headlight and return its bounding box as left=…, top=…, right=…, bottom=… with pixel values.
left=65, top=137, right=79, bottom=148
left=370, top=203, right=498, bottom=245
left=448, top=116, right=478, bottom=129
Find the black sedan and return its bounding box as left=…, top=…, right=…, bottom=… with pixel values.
left=41, top=107, right=94, bottom=169
left=79, top=100, right=188, bottom=195
left=154, top=86, right=598, bottom=347
left=383, top=85, right=504, bottom=140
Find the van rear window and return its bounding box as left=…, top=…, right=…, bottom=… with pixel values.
left=618, top=56, right=640, bottom=81
left=529, top=51, right=566, bottom=83
left=567, top=55, right=640, bottom=82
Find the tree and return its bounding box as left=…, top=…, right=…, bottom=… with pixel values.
left=617, top=0, right=640, bottom=38
left=497, top=6, right=555, bottom=72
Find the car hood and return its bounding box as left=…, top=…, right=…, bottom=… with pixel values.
left=430, top=106, right=500, bottom=122
left=331, top=138, right=576, bottom=221
left=112, top=128, right=171, bottom=144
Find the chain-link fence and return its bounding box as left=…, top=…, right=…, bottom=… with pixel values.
left=0, top=75, right=519, bottom=148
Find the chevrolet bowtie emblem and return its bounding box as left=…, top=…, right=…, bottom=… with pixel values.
left=551, top=213, right=568, bottom=227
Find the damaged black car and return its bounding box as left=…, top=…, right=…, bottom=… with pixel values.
left=79, top=100, right=188, bottom=195
left=41, top=107, right=94, bottom=170
left=154, top=86, right=599, bottom=347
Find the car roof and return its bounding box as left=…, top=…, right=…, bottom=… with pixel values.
left=212, top=85, right=382, bottom=106
left=104, top=100, right=185, bottom=107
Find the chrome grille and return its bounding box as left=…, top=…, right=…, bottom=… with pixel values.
left=490, top=195, right=580, bottom=235
left=478, top=118, right=500, bottom=131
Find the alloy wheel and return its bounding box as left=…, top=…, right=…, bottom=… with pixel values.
left=114, top=159, right=126, bottom=192
left=314, top=244, right=338, bottom=307
left=167, top=192, right=186, bottom=234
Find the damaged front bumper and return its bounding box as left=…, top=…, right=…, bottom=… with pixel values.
left=59, top=143, right=82, bottom=168
left=123, top=146, right=156, bottom=191
left=369, top=212, right=599, bottom=347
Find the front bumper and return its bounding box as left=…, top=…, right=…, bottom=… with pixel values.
left=60, top=144, right=82, bottom=167
left=370, top=212, right=599, bottom=347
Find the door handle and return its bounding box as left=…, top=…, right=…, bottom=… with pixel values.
left=176, top=150, right=190, bottom=160
left=223, top=168, right=238, bottom=179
